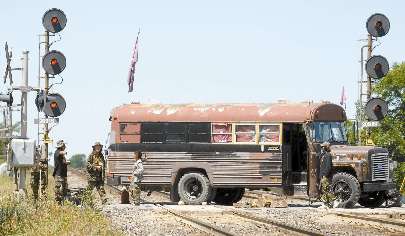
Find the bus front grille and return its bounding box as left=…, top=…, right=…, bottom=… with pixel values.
left=371, top=152, right=389, bottom=181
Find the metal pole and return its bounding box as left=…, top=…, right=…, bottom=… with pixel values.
left=41, top=31, right=50, bottom=184
left=366, top=34, right=373, bottom=99
left=21, top=51, right=28, bottom=138
left=358, top=45, right=368, bottom=145
left=17, top=51, right=29, bottom=193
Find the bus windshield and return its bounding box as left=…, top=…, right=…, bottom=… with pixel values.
left=310, top=122, right=348, bottom=144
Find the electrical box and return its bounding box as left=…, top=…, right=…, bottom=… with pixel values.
left=11, top=139, right=36, bottom=167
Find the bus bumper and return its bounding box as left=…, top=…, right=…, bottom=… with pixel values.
left=362, top=182, right=396, bottom=192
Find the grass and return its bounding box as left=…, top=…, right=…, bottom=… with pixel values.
left=0, top=173, right=122, bottom=236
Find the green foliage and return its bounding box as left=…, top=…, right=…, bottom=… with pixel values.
left=370, top=62, right=405, bottom=188
left=395, top=162, right=405, bottom=194
left=0, top=175, right=121, bottom=236
left=371, top=62, right=405, bottom=159
left=69, top=154, right=86, bottom=169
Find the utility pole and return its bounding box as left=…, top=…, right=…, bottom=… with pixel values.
left=16, top=51, right=29, bottom=193
left=41, top=31, right=50, bottom=169
left=366, top=34, right=373, bottom=100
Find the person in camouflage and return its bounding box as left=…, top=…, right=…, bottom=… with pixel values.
left=30, top=147, right=48, bottom=200
left=86, top=142, right=107, bottom=204
left=319, top=142, right=335, bottom=207
left=53, top=140, right=68, bottom=204
left=130, top=152, right=144, bottom=205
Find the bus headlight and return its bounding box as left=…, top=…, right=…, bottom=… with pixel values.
left=389, top=160, right=396, bottom=179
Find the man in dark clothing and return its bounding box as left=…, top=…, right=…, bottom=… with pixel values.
left=319, top=142, right=335, bottom=207
left=53, top=140, right=68, bottom=204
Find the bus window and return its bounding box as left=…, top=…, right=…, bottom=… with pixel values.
left=188, top=123, right=210, bottom=143
left=141, top=123, right=165, bottom=143
left=259, top=124, right=280, bottom=144
left=235, top=124, right=256, bottom=143
left=211, top=123, right=232, bottom=143
left=119, top=123, right=140, bottom=143
left=166, top=123, right=187, bottom=143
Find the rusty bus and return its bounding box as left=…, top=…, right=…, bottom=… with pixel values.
left=106, top=101, right=399, bottom=208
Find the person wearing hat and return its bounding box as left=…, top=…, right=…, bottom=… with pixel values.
left=53, top=140, right=68, bottom=204
left=319, top=142, right=335, bottom=207
left=86, top=142, right=107, bottom=204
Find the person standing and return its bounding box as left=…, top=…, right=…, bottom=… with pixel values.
left=130, top=152, right=144, bottom=205
left=30, top=147, right=48, bottom=200
left=319, top=142, right=335, bottom=207
left=86, top=142, right=107, bottom=204
left=53, top=140, right=68, bottom=204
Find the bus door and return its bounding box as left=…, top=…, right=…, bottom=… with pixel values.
left=304, top=122, right=320, bottom=198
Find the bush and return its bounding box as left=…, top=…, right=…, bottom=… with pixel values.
left=69, top=154, right=86, bottom=169
left=0, top=175, right=121, bottom=235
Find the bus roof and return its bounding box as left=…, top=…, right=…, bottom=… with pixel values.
left=110, top=101, right=346, bottom=123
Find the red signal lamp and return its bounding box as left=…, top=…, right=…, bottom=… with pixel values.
left=51, top=16, right=59, bottom=25
left=50, top=58, right=58, bottom=66
left=50, top=101, right=58, bottom=109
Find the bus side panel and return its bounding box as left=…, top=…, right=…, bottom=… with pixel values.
left=107, top=151, right=282, bottom=188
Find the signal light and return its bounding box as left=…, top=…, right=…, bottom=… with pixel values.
left=35, top=93, right=66, bottom=117
left=0, top=93, right=13, bottom=106
left=365, top=55, right=389, bottom=79
left=366, top=13, right=390, bottom=37
left=42, top=50, right=66, bottom=75
left=365, top=98, right=388, bottom=121
left=42, top=8, right=67, bottom=33
left=50, top=101, right=58, bottom=109
left=50, top=58, right=58, bottom=65
left=51, top=16, right=59, bottom=25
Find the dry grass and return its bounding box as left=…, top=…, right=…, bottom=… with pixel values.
left=0, top=174, right=122, bottom=236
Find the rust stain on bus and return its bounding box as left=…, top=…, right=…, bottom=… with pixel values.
left=111, top=102, right=346, bottom=123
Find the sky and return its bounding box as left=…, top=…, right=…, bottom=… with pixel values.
left=0, top=0, right=404, bottom=157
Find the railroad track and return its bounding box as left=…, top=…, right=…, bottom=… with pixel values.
left=333, top=212, right=405, bottom=229
left=211, top=205, right=323, bottom=236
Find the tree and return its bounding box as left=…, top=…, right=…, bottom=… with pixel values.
left=370, top=62, right=405, bottom=189
left=69, top=154, right=86, bottom=169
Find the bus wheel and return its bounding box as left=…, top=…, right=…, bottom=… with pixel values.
left=358, top=191, right=385, bottom=208
left=331, top=172, right=360, bottom=208
left=177, top=172, right=211, bottom=205
left=232, top=188, right=245, bottom=203
left=214, top=188, right=244, bottom=205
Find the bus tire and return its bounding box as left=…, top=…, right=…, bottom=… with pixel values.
left=214, top=188, right=245, bottom=205
left=177, top=172, right=211, bottom=205
left=331, top=172, right=360, bottom=208
left=233, top=188, right=245, bottom=203
left=358, top=191, right=385, bottom=208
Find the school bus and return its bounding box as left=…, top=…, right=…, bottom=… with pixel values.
left=106, top=101, right=399, bottom=208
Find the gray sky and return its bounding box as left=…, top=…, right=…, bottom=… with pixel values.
left=0, top=0, right=404, bottom=156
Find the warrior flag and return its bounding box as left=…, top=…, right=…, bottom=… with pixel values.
left=127, top=31, right=140, bottom=92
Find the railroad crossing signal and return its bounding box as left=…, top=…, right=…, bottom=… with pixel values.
left=0, top=93, right=13, bottom=106
left=366, top=13, right=390, bottom=37
left=365, top=55, right=389, bottom=79
left=42, top=8, right=67, bottom=33
left=35, top=93, right=66, bottom=117
left=363, top=13, right=390, bottom=123
left=42, top=50, right=66, bottom=75
left=365, top=98, right=388, bottom=121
